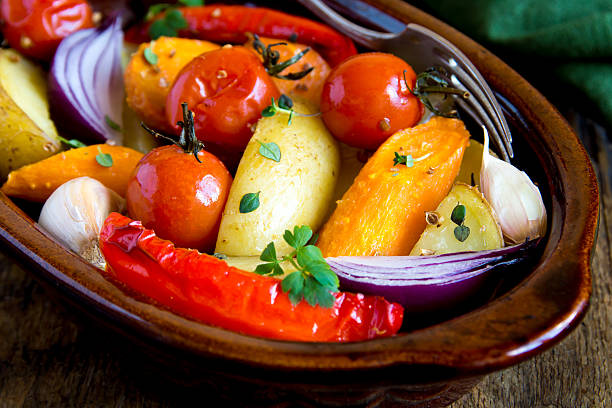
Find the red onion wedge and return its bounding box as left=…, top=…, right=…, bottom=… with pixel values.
left=49, top=15, right=124, bottom=144
left=327, top=240, right=540, bottom=314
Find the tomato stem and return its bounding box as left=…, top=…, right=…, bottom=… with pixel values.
left=141, top=102, right=206, bottom=162
left=252, top=34, right=314, bottom=80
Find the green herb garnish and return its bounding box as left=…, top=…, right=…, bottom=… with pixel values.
left=178, top=0, right=203, bottom=6
left=143, top=45, right=158, bottom=65
left=95, top=146, right=113, bottom=167
left=451, top=203, right=470, bottom=242
left=257, top=140, right=281, bottom=162
left=240, top=192, right=260, bottom=213
left=213, top=252, right=228, bottom=260
left=261, top=94, right=319, bottom=125
left=105, top=115, right=121, bottom=131
left=149, top=8, right=188, bottom=39
left=255, top=225, right=338, bottom=308
left=393, top=152, right=414, bottom=167
left=57, top=136, right=86, bottom=149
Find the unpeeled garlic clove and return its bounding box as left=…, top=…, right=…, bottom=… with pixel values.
left=479, top=128, right=547, bottom=244
left=38, top=176, right=125, bottom=268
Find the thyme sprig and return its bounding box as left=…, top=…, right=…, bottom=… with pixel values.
left=251, top=34, right=314, bottom=80
left=255, top=225, right=338, bottom=308
left=261, top=94, right=320, bottom=125
left=141, top=102, right=205, bottom=163
left=404, top=67, right=470, bottom=118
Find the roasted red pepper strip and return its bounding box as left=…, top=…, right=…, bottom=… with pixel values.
left=124, top=5, right=357, bottom=67
left=99, top=213, right=403, bottom=342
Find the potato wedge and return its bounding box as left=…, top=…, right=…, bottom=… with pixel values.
left=410, top=182, right=503, bottom=255
left=215, top=100, right=340, bottom=256
left=455, top=139, right=498, bottom=187
left=0, top=49, right=61, bottom=180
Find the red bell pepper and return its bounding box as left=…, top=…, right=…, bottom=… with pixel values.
left=124, top=5, right=357, bottom=67
left=99, top=212, right=403, bottom=342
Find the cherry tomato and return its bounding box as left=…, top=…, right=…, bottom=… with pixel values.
left=1, top=0, right=94, bottom=61
left=126, top=145, right=232, bottom=253
left=166, top=46, right=280, bottom=153
left=320, top=52, right=423, bottom=150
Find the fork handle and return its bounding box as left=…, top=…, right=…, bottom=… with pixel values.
left=296, top=0, right=395, bottom=48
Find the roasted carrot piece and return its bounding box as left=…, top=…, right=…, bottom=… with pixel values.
left=317, top=117, right=470, bottom=257
left=1, top=145, right=143, bottom=202
left=244, top=36, right=331, bottom=108
left=124, top=37, right=219, bottom=133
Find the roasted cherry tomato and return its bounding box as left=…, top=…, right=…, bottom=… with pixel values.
left=166, top=46, right=280, bottom=153
left=320, top=53, right=423, bottom=150
left=126, top=130, right=232, bottom=253
left=1, top=0, right=94, bottom=61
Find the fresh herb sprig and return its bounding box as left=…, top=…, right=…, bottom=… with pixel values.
left=404, top=67, right=469, bottom=118
left=57, top=136, right=86, bottom=149
left=96, top=146, right=113, bottom=167
left=392, top=151, right=432, bottom=167
left=255, top=225, right=339, bottom=308
left=261, top=94, right=320, bottom=125
left=146, top=0, right=203, bottom=39
left=451, top=203, right=470, bottom=242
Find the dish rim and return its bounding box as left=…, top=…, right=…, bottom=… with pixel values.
left=0, top=0, right=598, bottom=379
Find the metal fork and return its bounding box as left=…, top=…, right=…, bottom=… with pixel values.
left=297, top=0, right=514, bottom=161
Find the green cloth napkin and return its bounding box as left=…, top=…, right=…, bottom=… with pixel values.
left=414, top=0, right=612, bottom=129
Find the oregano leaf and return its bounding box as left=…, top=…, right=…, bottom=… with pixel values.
left=239, top=192, right=260, bottom=213
left=257, top=140, right=281, bottom=162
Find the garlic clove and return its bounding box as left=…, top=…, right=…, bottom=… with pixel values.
left=479, top=127, right=547, bottom=244
left=38, top=176, right=125, bottom=268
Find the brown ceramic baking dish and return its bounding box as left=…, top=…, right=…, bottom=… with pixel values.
left=0, top=0, right=598, bottom=406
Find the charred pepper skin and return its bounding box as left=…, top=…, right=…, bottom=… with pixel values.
left=124, top=5, right=357, bottom=67
left=99, top=212, right=404, bottom=342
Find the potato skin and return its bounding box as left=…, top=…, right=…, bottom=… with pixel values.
left=215, top=101, right=340, bottom=256
left=124, top=37, right=219, bottom=133
left=0, top=49, right=61, bottom=180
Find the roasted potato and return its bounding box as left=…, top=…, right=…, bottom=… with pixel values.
left=410, top=182, right=503, bottom=255
left=215, top=100, right=340, bottom=256
left=455, top=139, right=498, bottom=187
left=0, top=49, right=61, bottom=180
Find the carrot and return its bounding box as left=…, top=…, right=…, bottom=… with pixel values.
left=124, top=37, right=219, bottom=133
left=317, top=117, right=470, bottom=257
left=244, top=36, right=331, bottom=108
left=1, top=145, right=143, bottom=202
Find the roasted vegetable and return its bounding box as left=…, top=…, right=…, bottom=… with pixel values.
left=245, top=36, right=331, bottom=108
left=124, top=36, right=219, bottom=133
left=0, top=49, right=61, bottom=180
left=1, top=144, right=143, bottom=202
left=215, top=100, right=340, bottom=256
left=317, top=117, right=470, bottom=257
left=410, top=183, right=504, bottom=255
left=100, top=212, right=404, bottom=342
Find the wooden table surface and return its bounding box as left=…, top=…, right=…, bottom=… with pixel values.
left=0, top=114, right=610, bottom=407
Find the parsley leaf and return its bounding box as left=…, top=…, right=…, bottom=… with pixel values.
left=257, top=140, right=281, bottom=162
left=239, top=192, right=260, bottom=213
left=95, top=146, right=113, bottom=167
left=257, top=225, right=338, bottom=308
